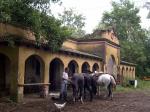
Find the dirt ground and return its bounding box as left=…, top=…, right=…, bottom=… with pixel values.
left=0, top=90, right=150, bottom=112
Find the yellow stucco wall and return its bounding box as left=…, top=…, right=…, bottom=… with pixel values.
left=0, top=23, right=35, bottom=40
left=63, top=39, right=120, bottom=67
left=0, top=45, right=19, bottom=101
left=18, top=46, right=101, bottom=73
left=18, top=46, right=101, bottom=101
left=77, top=42, right=104, bottom=57
left=105, top=43, right=120, bottom=65
left=0, top=44, right=102, bottom=102
left=119, top=65, right=135, bottom=84
left=62, top=39, right=78, bottom=50
left=101, top=30, right=119, bottom=45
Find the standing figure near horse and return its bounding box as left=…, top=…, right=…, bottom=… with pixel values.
left=93, top=72, right=116, bottom=100
left=60, top=67, right=69, bottom=101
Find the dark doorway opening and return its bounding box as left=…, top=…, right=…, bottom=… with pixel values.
left=68, top=60, right=79, bottom=76
left=49, top=58, right=64, bottom=91
left=82, top=62, right=90, bottom=73
left=24, top=55, right=44, bottom=94
left=0, top=53, right=11, bottom=97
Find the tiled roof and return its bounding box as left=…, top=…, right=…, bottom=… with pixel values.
left=120, top=61, right=136, bottom=66
left=69, top=38, right=120, bottom=47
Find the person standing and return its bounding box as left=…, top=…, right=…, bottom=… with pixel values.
left=60, top=67, right=69, bottom=101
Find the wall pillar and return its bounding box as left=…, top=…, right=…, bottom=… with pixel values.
left=119, top=66, right=123, bottom=84
left=126, top=69, right=128, bottom=79
left=78, top=64, right=82, bottom=73
left=129, top=70, right=131, bottom=79
left=103, top=64, right=107, bottom=73
left=89, top=65, right=92, bottom=72
left=42, top=61, right=49, bottom=97
left=132, top=70, right=134, bottom=79
left=64, top=63, right=68, bottom=70
left=98, top=63, right=101, bottom=72
left=17, top=52, right=25, bottom=102
left=133, top=68, right=135, bottom=79
left=17, top=65, right=25, bottom=102
left=10, top=60, right=19, bottom=102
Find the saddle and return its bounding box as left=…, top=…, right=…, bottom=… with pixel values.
left=92, top=72, right=103, bottom=81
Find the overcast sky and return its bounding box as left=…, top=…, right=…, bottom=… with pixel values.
left=51, top=0, right=150, bottom=33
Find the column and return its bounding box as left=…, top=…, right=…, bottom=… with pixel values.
left=42, top=60, right=50, bottom=98
left=17, top=54, right=25, bottom=102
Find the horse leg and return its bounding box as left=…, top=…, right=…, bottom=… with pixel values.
left=72, top=85, right=77, bottom=102
left=86, top=85, right=93, bottom=101
left=107, top=83, right=113, bottom=100
left=78, top=87, right=83, bottom=103
left=80, top=95, right=84, bottom=104
left=110, top=84, right=113, bottom=100
left=79, top=82, right=84, bottom=104
left=84, top=86, right=86, bottom=99
left=97, top=85, right=100, bottom=96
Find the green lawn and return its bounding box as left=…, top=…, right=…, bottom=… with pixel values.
left=115, top=79, right=150, bottom=93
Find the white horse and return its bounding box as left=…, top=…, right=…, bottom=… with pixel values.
left=92, top=72, right=116, bottom=100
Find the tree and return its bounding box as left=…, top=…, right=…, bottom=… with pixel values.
left=98, top=0, right=142, bottom=41
left=97, top=0, right=150, bottom=76
left=0, top=0, right=71, bottom=51
left=59, top=8, right=86, bottom=38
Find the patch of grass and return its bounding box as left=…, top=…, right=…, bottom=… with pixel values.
left=115, top=85, right=135, bottom=93
left=136, top=79, right=150, bottom=90
left=115, top=79, right=150, bottom=93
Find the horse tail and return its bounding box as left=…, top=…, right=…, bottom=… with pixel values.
left=110, top=76, right=116, bottom=90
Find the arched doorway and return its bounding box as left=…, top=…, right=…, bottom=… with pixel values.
left=92, top=63, right=99, bottom=72
left=24, top=55, right=44, bottom=94
left=68, top=60, right=79, bottom=76
left=107, top=55, right=117, bottom=77
left=49, top=58, right=64, bottom=91
left=82, top=62, right=90, bottom=73
left=0, top=53, right=11, bottom=97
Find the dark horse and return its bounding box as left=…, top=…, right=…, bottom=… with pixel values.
left=71, top=72, right=97, bottom=103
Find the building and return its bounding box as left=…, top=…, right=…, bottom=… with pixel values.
left=0, top=23, right=136, bottom=102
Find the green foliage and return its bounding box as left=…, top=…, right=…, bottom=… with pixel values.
left=0, top=0, right=71, bottom=51
left=59, top=8, right=86, bottom=38
left=99, top=0, right=141, bottom=41
left=136, top=78, right=150, bottom=90
left=97, top=0, right=150, bottom=77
